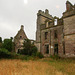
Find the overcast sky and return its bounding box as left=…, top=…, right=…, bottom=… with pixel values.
left=0, top=0, right=75, bottom=40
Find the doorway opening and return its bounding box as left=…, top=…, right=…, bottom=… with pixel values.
left=45, top=45, right=49, bottom=54
left=54, top=44, right=58, bottom=55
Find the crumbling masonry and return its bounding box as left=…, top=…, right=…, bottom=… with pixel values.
left=14, top=25, right=27, bottom=53
left=36, top=1, right=75, bottom=57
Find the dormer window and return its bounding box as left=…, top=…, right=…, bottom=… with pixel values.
left=54, top=19, right=57, bottom=25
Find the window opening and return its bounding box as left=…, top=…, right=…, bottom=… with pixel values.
left=54, top=19, right=57, bottom=25
left=45, top=32, right=48, bottom=40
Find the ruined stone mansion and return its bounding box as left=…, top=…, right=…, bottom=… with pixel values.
left=36, top=1, right=75, bottom=57
left=14, top=1, right=75, bottom=57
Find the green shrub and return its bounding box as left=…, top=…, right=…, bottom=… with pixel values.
left=0, top=48, right=11, bottom=58
left=2, top=39, right=13, bottom=52
left=31, top=46, right=37, bottom=56
left=50, top=55, right=60, bottom=60
left=0, top=43, right=2, bottom=48
left=36, top=52, right=44, bottom=58
left=19, top=39, right=38, bottom=56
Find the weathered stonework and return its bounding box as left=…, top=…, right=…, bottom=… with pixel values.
left=63, top=1, right=75, bottom=57
left=14, top=25, right=27, bottom=53
left=36, top=1, right=75, bottom=57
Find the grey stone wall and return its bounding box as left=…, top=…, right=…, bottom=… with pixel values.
left=63, top=15, right=75, bottom=57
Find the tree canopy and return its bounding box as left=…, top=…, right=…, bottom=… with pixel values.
left=0, top=37, right=2, bottom=43
left=2, top=39, right=12, bottom=52
left=19, top=39, right=37, bottom=56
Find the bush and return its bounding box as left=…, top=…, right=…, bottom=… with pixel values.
left=16, top=55, right=29, bottom=60
left=0, top=48, right=11, bottom=58
left=50, top=55, right=60, bottom=60
left=31, top=46, right=37, bottom=56
left=2, top=39, right=13, bottom=52
left=0, top=43, right=2, bottom=48
left=36, top=52, right=44, bottom=58
left=19, top=39, right=38, bottom=56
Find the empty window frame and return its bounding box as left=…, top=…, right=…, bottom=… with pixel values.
left=20, top=36, right=22, bottom=39
left=54, top=30, right=57, bottom=39
left=45, top=32, right=48, bottom=40
left=46, top=22, right=48, bottom=28
left=54, top=44, right=58, bottom=55
left=45, top=45, right=49, bottom=54
left=54, top=19, right=57, bottom=25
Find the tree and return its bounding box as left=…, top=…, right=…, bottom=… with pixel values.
left=2, top=39, right=13, bottom=52
left=0, top=37, right=2, bottom=48
left=20, top=39, right=38, bottom=56
left=0, top=37, right=2, bottom=43
left=23, top=39, right=31, bottom=55
left=0, top=43, right=2, bottom=48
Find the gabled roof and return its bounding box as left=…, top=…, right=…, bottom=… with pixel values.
left=14, top=25, right=27, bottom=39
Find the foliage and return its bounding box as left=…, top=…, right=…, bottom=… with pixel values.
left=0, top=43, right=2, bottom=48
left=2, top=39, right=13, bottom=52
left=0, top=37, right=2, bottom=43
left=0, top=48, right=11, bottom=58
left=20, top=39, right=38, bottom=56
left=50, top=55, right=60, bottom=60
left=22, top=39, right=31, bottom=55
left=0, top=37, right=2, bottom=48
left=36, top=52, right=44, bottom=58
left=31, top=46, right=37, bottom=56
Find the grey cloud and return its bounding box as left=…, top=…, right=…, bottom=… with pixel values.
left=0, top=0, right=75, bottom=40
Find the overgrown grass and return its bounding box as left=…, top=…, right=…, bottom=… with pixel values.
left=0, top=48, right=75, bottom=75
left=0, top=58, right=75, bottom=75
left=41, top=58, right=75, bottom=75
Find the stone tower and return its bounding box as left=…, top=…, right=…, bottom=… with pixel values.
left=36, top=9, right=53, bottom=52
left=14, top=25, right=27, bottom=53
left=63, top=1, right=75, bottom=57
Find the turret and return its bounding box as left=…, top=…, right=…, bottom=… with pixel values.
left=45, top=9, right=49, bottom=14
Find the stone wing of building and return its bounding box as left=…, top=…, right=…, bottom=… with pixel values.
left=36, top=1, right=75, bottom=57
left=14, top=25, right=27, bottom=53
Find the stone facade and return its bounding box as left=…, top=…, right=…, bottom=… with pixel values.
left=63, top=1, right=75, bottom=57
left=36, top=1, right=75, bottom=57
left=14, top=25, right=27, bottom=53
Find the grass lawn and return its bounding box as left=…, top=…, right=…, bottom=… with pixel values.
left=0, top=58, right=75, bottom=75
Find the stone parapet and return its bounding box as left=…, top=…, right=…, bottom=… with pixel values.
left=37, top=9, right=53, bottom=19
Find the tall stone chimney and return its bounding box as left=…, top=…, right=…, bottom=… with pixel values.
left=21, top=25, right=24, bottom=30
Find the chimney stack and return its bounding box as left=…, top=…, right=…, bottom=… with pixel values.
left=21, top=25, right=24, bottom=30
